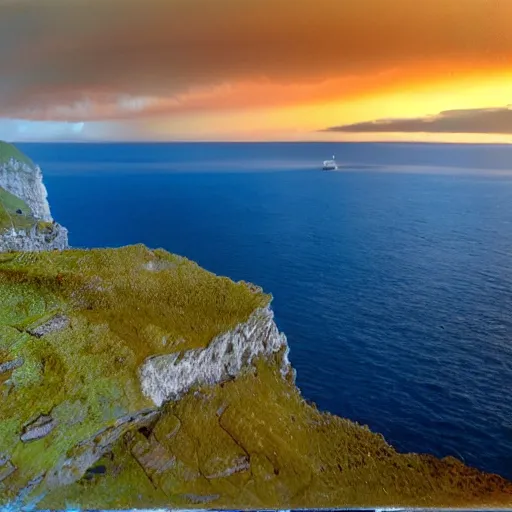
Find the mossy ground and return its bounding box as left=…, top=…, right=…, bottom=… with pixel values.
left=0, top=245, right=269, bottom=503
left=1, top=245, right=511, bottom=509
left=41, top=358, right=512, bottom=509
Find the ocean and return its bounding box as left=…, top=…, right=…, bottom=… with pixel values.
left=18, top=141, right=512, bottom=480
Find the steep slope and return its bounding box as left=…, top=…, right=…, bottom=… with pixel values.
left=0, top=141, right=34, bottom=167
left=0, top=141, right=68, bottom=252
left=0, top=245, right=510, bottom=509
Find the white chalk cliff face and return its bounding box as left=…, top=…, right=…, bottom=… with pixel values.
left=0, top=159, right=52, bottom=221
left=139, top=306, right=294, bottom=407
left=0, top=151, right=68, bottom=252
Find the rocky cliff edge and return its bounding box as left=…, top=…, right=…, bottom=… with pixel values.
left=0, top=141, right=68, bottom=252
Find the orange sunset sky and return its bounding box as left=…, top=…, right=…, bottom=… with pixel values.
left=0, top=0, right=511, bottom=142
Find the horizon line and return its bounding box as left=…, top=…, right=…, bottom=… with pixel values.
left=10, top=139, right=512, bottom=146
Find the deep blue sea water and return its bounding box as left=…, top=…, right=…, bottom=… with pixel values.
left=18, top=142, right=512, bottom=480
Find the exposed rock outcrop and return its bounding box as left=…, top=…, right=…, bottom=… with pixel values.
left=139, top=306, right=293, bottom=406
left=0, top=357, right=24, bottom=375
left=0, top=223, right=68, bottom=252
left=27, top=314, right=70, bottom=338
left=0, top=158, right=52, bottom=221
left=21, top=415, right=57, bottom=443
left=0, top=142, right=68, bottom=252
left=44, top=409, right=159, bottom=489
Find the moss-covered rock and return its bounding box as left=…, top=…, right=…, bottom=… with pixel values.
left=0, top=245, right=511, bottom=509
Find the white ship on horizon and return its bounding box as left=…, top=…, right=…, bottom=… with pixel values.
left=322, top=155, right=338, bottom=170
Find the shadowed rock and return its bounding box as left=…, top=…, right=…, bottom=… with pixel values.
left=44, top=409, right=159, bottom=489
left=0, top=357, right=24, bottom=374
left=27, top=314, right=69, bottom=338
left=21, top=415, right=57, bottom=442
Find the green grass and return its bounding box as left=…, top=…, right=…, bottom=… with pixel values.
left=0, top=186, right=29, bottom=213
left=0, top=141, right=34, bottom=167
left=0, top=186, right=35, bottom=233
left=0, top=245, right=270, bottom=503
left=38, top=442, right=169, bottom=509
left=1, top=245, right=511, bottom=509
left=40, top=358, right=512, bottom=509
left=0, top=245, right=270, bottom=356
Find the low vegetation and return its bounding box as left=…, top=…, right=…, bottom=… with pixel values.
left=0, top=245, right=269, bottom=504
left=41, top=358, right=512, bottom=509
left=0, top=245, right=510, bottom=509
left=0, top=141, right=34, bottom=167
left=0, top=186, right=34, bottom=233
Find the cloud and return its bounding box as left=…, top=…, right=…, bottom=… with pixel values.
left=0, top=119, right=85, bottom=142
left=0, top=0, right=511, bottom=121
left=323, top=107, right=512, bottom=134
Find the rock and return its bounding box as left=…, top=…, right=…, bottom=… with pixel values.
left=0, top=156, right=52, bottom=221
left=27, top=314, right=69, bottom=338
left=0, top=223, right=68, bottom=252
left=0, top=357, right=24, bottom=374
left=182, top=493, right=221, bottom=504
left=0, top=142, right=68, bottom=252
left=21, top=415, right=57, bottom=442
left=238, top=280, right=264, bottom=294
left=44, top=409, right=159, bottom=489
left=139, top=306, right=292, bottom=406
left=205, top=455, right=250, bottom=479
left=151, top=413, right=181, bottom=443
left=12, top=472, right=46, bottom=508
left=216, top=403, right=228, bottom=417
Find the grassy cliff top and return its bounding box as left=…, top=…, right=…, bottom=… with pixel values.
left=0, top=245, right=269, bottom=503
left=0, top=186, right=35, bottom=233
left=0, top=244, right=269, bottom=350
left=0, top=245, right=510, bottom=509
left=0, top=141, right=34, bottom=167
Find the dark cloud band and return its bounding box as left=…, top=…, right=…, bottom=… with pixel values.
left=0, top=0, right=511, bottom=120
left=323, top=107, right=512, bottom=135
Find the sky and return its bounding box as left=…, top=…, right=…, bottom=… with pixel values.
left=0, top=0, right=511, bottom=142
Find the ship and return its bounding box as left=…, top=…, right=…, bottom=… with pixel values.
left=322, top=155, right=338, bottom=170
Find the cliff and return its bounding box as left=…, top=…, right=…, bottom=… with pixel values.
left=0, top=245, right=511, bottom=510
left=0, top=142, right=68, bottom=252
left=0, top=146, right=511, bottom=509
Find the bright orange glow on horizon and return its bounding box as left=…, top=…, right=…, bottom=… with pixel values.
left=144, top=67, right=512, bottom=143
left=0, top=0, right=511, bottom=142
